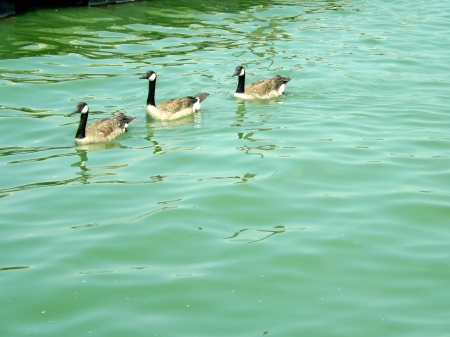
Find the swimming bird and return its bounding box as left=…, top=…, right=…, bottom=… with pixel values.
left=139, top=70, right=209, bottom=120
left=232, top=66, right=291, bottom=99
left=71, top=102, right=135, bottom=144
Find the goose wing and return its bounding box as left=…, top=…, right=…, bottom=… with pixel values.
left=86, top=113, right=135, bottom=139
left=246, top=75, right=290, bottom=93
left=158, top=96, right=197, bottom=114
left=109, top=113, right=136, bottom=129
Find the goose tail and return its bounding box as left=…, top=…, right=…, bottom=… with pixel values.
left=114, top=113, right=137, bottom=130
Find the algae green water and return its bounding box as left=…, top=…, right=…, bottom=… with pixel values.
left=1, top=1, right=450, bottom=336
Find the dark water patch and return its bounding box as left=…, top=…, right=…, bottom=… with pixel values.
left=0, top=0, right=351, bottom=60
left=0, top=177, right=89, bottom=195
left=0, top=70, right=122, bottom=84
left=7, top=151, right=75, bottom=164
left=156, top=198, right=184, bottom=205
left=0, top=105, right=55, bottom=117
left=79, top=270, right=115, bottom=275
left=224, top=225, right=305, bottom=243
left=0, top=145, right=72, bottom=157
left=197, top=173, right=258, bottom=184
left=235, top=144, right=294, bottom=157
left=0, top=266, right=34, bottom=272
left=0, top=170, right=180, bottom=197
left=153, top=146, right=202, bottom=156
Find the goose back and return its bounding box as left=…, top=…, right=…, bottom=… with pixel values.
left=81, top=113, right=135, bottom=144
left=244, top=75, right=291, bottom=99
left=150, top=96, right=199, bottom=120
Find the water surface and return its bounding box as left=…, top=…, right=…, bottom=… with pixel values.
left=1, top=1, right=450, bottom=336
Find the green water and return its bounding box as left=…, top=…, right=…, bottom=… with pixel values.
left=1, top=0, right=449, bottom=336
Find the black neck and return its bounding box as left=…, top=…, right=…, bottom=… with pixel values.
left=236, top=74, right=245, bottom=94
left=75, top=112, right=88, bottom=139
left=147, top=80, right=156, bottom=107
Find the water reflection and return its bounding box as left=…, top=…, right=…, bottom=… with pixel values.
left=71, top=144, right=191, bottom=187
left=0, top=145, right=82, bottom=198
left=70, top=205, right=179, bottom=230
left=236, top=144, right=280, bottom=158
left=74, top=141, right=124, bottom=153
left=225, top=226, right=285, bottom=243
left=197, top=173, right=257, bottom=184
left=146, top=113, right=197, bottom=129
left=224, top=225, right=305, bottom=243
left=0, top=140, right=140, bottom=197
left=0, top=266, right=34, bottom=272
left=232, top=101, right=292, bottom=157
left=0, top=171, right=85, bottom=197
left=197, top=170, right=276, bottom=184
left=1, top=145, right=73, bottom=162
left=71, top=143, right=128, bottom=184
left=144, top=115, right=204, bottom=156
left=241, top=98, right=286, bottom=107
left=0, top=0, right=351, bottom=60
left=0, top=71, right=120, bottom=85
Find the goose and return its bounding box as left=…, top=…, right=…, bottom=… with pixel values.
left=139, top=70, right=209, bottom=120
left=71, top=102, right=136, bottom=144
left=232, top=66, right=291, bottom=100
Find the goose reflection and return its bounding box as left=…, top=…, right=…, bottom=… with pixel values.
left=71, top=142, right=128, bottom=184
left=146, top=111, right=200, bottom=128
left=145, top=116, right=204, bottom=156
left=72, top=142, right=124, bottom=172
left=232, top=101, right=283, bottom=158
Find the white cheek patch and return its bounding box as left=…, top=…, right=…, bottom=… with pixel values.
left=193, top=100, right=201, bottom=112
left=149, top=73, right=156, bottom=81
left=81, top=105, right=89, bottom=114
left=147, top=105, right=158, bottom=115
left=240, top=68, right=245, bottom=76
left=278, top=83, right=286, bottom=95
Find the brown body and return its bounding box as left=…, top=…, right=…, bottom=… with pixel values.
left=145, top=94, right=208, bottom=120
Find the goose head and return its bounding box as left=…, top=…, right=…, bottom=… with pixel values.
left=72, top=102, right=89, bottom=115
left=232, top=66, right=245, bottom=77
left=139, top=70, right=157, bottom=81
